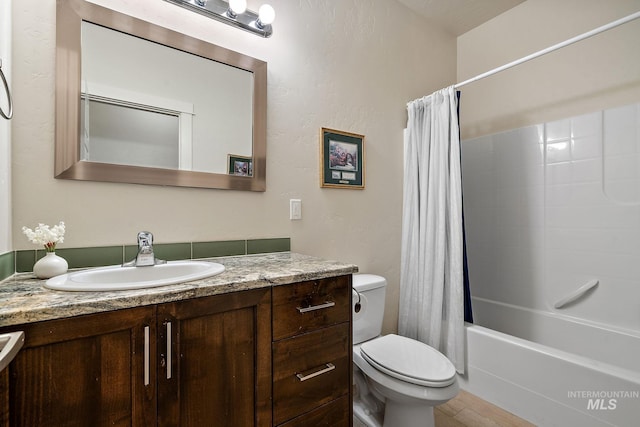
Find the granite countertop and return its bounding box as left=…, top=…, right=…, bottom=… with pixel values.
left=0, top=252, right=358, bottom=328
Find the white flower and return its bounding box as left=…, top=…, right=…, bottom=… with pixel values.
left=22, top=221, right=66, bottom=252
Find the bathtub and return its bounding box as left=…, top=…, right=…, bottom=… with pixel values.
left=459, top=297, right=640, bottom=427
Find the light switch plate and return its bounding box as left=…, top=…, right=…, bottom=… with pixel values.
left=290, top=199, right=302, bottom=220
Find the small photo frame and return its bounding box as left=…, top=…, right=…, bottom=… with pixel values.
left=320, top=128, right=365, bottom=189
left=228, top=154, right=253, bottom=177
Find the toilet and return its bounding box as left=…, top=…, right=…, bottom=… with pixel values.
left=352, top=274, right=459, bottom=427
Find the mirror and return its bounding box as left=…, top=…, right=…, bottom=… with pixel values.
left=56, top=0, right=267, bottom=191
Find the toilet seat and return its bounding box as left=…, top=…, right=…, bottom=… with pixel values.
left=360, top=334, right=456, bottom=388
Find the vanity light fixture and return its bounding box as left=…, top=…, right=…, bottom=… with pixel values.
left=164, top=0, right=275, bottom=38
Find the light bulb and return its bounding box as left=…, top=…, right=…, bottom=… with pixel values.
left=257, top=4, right=275, bottom=26
left=228, top=0, right=247, bottom=14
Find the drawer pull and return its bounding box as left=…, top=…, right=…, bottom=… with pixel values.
left=297, top=301, right=335, bottom=313
left=296, top=363, right=336, bottom=382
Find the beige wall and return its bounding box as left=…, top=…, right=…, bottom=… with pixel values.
left=458, top=0, right=640, bottom=140
left=12, top=0, right=639, bottom=335
left=0, top=1, right=11, bottom=254
left=10, top=0, right=456, bottom=334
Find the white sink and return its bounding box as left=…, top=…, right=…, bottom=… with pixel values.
left=45, top=261, right=225, bottom=292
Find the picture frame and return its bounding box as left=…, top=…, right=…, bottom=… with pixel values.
left=227, top=154, right=253, bottom=177
left=320, top=128, right=365, bottom=189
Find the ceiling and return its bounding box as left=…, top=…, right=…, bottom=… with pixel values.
left=396, top=0, right=526, bottom=36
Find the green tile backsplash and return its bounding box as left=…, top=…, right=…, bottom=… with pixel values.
left=54, top=246, right=124, bottom=269
left=0, top=251, right=14, bottom=281
left=16, top=250, right=36, bottom=273
left=192, top=240, right=246, bottom=259
left=11, top=238, right=290, bottom=274
left=247, top=238, right=291, bottom=255
left=125, top=242, right=192, bottom=263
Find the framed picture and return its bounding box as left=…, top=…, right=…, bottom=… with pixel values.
left=320, top=128, right=365, bottom=189
left=228, top=154, right=253, bottom=177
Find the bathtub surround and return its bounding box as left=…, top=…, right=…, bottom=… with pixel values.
left=461, top=103, right=640, bottom=425
left=462, top=103, right=640, bottom=332
left=400, top=86, right=466, bottom=373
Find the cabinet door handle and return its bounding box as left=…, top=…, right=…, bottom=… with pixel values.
left=295, top=363, right=335, bottom=382
left=166, top=321, right=172, bottom=380
left=296, top=301, right=335, bottom=313
left=144, top=326, right=150, bottom=386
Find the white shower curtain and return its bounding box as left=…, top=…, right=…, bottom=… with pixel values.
left=399, top=86, right=465, bottom=373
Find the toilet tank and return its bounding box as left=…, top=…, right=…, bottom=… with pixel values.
left=352, top=274, right=387, bottom=345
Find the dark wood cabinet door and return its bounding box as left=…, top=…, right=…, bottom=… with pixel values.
left=157, top=288, right=272, bottom=427
left=1, top=306, right=156, bottom=427
left=0, top=368, right=8, bottom=427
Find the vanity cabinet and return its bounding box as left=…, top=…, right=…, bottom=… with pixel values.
left=156, top=288, right=272, bottom=426
left=1, top=305, right=156, bottom=426
left=272, top=275, right=352, bottom=426
left=0, top=272, right=355, bottom=426
left=0, top=287, right=272, bottom=427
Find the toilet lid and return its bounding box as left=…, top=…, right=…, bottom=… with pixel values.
left=360, top=334, right=456, bottom=387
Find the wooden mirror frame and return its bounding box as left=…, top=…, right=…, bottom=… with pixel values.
left=55, top=0, right=267, bottom=191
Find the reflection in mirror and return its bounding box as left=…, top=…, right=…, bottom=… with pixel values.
left=56, top=0, right=266, bottom=190
left=81, top=21, right=253, bottom=174
left=80, top=99, right=181, bottom=169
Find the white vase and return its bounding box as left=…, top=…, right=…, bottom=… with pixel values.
left=34, top=252, right=68, bottom=279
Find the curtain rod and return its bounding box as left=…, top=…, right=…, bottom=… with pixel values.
left=454, top=10, right=640, bottom=89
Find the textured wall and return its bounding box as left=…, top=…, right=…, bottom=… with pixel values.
left=10, top=0, right=456, bottom=333
left=457, top=0, right=640, bottom=140
left=0, top=1, right=11, bottom=254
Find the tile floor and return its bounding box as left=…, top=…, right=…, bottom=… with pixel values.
left=354, top=390, right=535, bottom=427
left=435, top=390, right=535, bottom=427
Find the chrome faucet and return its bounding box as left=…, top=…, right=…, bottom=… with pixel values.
left=123, top=231, right=166, bottom=267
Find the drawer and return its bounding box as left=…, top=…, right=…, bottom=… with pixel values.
left=272, top=275, right=351, bottom=340
left=277, top=395, right=350, bottom=427
left=273, top=323, right=350, bottom=425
